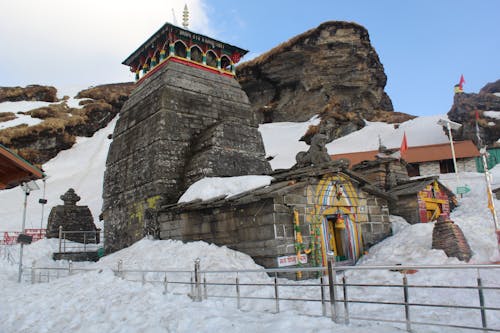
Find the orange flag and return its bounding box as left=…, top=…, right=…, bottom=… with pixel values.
left=400, top=132, right=408, bottom=156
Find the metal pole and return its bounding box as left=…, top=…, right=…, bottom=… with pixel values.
left=342, top=275, right=350, bottom=324
left=17, top=186, right=29, bottom=283
left=327, top=251, right=339, bottom=323
left=320, top=276, right=326, bottom=316
left=403, top=274, right=412, bottom=332
left=447, top=122, right=460, bottom=185
left=481, top=149, right=500, bottom=249
left=274, top=273, right=280, bottom=313
left=236, top=275, right=241, bottom=309
left=58, top=226, right=62, bottom=253
left=194, top=258, right=201, bottom=302
left=163, top=274, right=168, bottom=294
left=39, top=178, right=47, bottom=239
left=477, top=275, right=488, bottom=330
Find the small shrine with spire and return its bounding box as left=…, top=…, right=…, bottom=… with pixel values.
left=122, top=6, right=248, bottom=84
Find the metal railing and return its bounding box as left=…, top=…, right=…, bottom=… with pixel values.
left=57, top=227, right=103, bottom=253
left=24, top=258, right=500, bottom=332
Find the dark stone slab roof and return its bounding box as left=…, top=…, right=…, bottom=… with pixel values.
left=388, top=176, right=455, bottom=198
left=161, top=160, right=394, bottom=212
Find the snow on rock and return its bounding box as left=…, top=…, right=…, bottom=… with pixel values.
left=258, top=115, right=320, bottom=170
left=484, top=110, right=500, bottom=119
left=178, top=175, right=274, bottom=203
left=327, top=115, right=450, bottom=154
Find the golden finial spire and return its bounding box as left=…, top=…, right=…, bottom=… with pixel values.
left=182, top=4, right=189, bottom=29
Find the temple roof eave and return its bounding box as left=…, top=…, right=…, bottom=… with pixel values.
left=122, top=22, right=249, bottom=66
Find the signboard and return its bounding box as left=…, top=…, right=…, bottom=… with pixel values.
left=277, top=254, right=308, bottom=267
left=456, top=185, right=471, bottom=195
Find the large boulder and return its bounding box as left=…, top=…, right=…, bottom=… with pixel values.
left=237, top=21, right=414, bottom=141
left=447, top=80, right=500, bottom=147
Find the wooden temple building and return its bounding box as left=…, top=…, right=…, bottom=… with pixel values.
left=122, top=22, right=248, bottom=84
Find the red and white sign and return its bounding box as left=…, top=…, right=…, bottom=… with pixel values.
left=277, top=254, right=308, bottom=267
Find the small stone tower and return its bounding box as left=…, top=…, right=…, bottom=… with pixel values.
left=102, top=23, right=271, bottom=253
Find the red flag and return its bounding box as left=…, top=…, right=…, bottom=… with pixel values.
left=459, top=74, right=465, bottom=90
left=400, top=132, right=408, bottom=156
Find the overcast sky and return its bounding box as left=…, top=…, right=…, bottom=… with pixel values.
left=1, top=0, right=499, bottom=116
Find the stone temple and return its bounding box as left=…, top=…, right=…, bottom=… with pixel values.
left=102, top=23, right=271, bottom=253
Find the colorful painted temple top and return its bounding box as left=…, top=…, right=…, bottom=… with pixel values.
left=122, top=22, right=248, bottom=84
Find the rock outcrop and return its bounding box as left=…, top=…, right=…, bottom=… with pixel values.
left=237, top=21, right=413, bottom=141
left=0, top=85, right=58, bottom=103
left=447, top=80, right=500, bottom=147
left=0, top=82, right=134, bottom=164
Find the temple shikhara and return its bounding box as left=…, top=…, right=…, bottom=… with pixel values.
left=102, top=21, right=270, bottom=253
left=122, top=22, right=247, bottom=84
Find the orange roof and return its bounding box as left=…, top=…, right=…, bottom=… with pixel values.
left=331, top=140, right=480, bottom=167
left=0, top=144, right=44, bottom=189
left=402, top=141, right=480, bottom=163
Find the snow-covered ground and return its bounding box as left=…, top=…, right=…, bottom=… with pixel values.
left=1, top=109, right=500, bottom=332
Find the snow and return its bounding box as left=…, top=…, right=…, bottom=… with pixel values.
left=258, top=115, right=320, bottom=169
left=0, top=116, right=116, bottom=231
left=178, top=175, right=274, bottom=203
left=494, top=93, right=500, bottom=97
left=1, top=103, right=500, bottom=332
left=259, top=114, right=451, bottom=170
left=484, top=111, right=500, bottom=120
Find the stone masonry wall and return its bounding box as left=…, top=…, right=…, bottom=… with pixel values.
left=103, top=61, right=270, bottom=253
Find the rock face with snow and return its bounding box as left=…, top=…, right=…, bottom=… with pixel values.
left=447, top=80, right=500, bottom=147
left=237, top=21, right=413, bottom=141
left=102, top=61, right=271, bottom=253
left=0, top=85, right=58, bottom=103
left=0, top=82, right=134, bottom=164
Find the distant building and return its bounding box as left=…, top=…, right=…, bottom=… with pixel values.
left=331, top=140, right=480, bottom=177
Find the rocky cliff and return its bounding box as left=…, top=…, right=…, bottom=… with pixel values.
left=0, top=83, right=134, bottom=164
left=237, top=21, right=414, bottom=142
left=447, top=79, right=500, bottom=147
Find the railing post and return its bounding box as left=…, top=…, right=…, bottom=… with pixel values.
left=274, top=273, right=280, bottom=313
left=31, top=261, right=36, bottom=284
left=203, top=274, right=207, bottom=300
left=236, top=274, right=241, bottom=310
left=327, top=251, right=339, bottom=323
left=163, top=274, right=168, bottom=295
left=403, top=273, right=412, bottom=332
left=477, top=272, right=488, bottom=331
left=68, top=260, right=73, bottom=276
left=142, top=271, right=145, bottom=285
left=58, top=226, right=63, bottom=252
left=342, top=274, right=349, bottom=324
left=320, top=276, right=326, bottom=316
left=194, top=258, right=202, bottom=302
left=83, top=232, right=87, bottom=252
left=117, top=259, right=123, bottom=278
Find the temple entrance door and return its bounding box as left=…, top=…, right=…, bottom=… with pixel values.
left=326, top=214, right=352, bottom=263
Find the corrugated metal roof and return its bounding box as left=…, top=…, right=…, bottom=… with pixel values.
left=331, top=140, right=480, bottom=166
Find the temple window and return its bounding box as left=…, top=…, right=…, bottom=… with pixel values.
left=206, top=50, right=217, bottom=68
left=190, top=46, right=203, bottom=63
left=174, top=41, right=187, bottom=58
left=220, top=55, right=231, bottom=71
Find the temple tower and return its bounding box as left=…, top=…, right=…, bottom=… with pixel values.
left=102, top=23, right=271, bottom=252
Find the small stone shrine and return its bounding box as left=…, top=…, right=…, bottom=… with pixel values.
left=432, top=215, right=472, bottom=262
left=46, top=188, right=99, bottom=244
